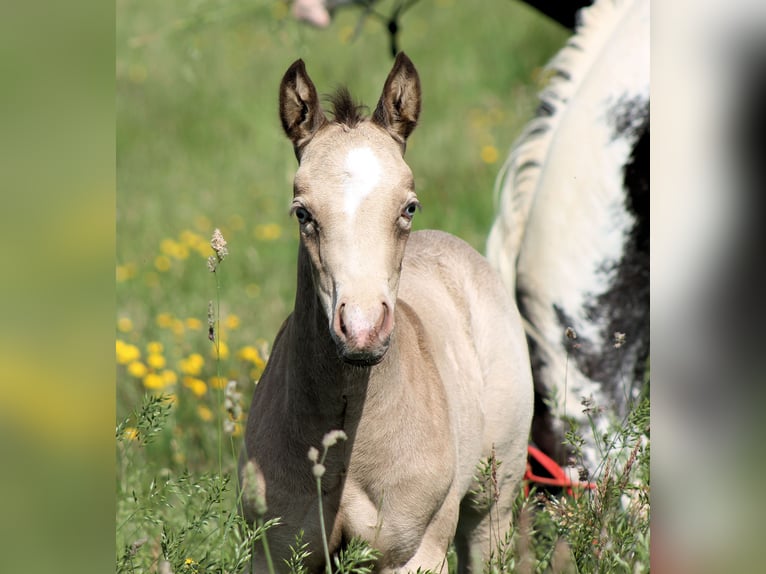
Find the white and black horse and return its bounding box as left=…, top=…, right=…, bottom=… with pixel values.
left=487, top=0, right=649, bottom=475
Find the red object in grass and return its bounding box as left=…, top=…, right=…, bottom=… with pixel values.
left=524, top=444, right=597, bottom=497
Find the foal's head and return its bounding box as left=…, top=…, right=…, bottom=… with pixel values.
left=279, top=53, right=421, bottom=366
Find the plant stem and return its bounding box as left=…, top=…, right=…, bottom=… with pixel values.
left=316, top=476, right=333, bottom=574
left=257, top=517, right=276, bottom=574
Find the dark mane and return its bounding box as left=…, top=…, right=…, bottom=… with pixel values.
left=326, top=86, right=367, bottom=127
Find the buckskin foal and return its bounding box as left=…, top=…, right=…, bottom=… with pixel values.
left=239, top=53, right=533, bottom=574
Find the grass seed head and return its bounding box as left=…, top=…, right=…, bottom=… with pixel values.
left=321, top=429, right=348, bottom=449
left=241, top=459, right=268, bottom=517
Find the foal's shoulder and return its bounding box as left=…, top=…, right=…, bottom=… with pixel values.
left=405, top=229, right=488, bottom=269
left=402, top=230, right=505, bottom=298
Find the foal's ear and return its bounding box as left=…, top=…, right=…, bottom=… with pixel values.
left=372, top=52, right=421, bottom=148
left=279, top=59, right=327, bottom=154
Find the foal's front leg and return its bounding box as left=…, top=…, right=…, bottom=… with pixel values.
left=385, top=488, right=460, bottom=574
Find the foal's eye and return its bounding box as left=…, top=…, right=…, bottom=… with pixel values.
left=293, top=206, right=311, bottom=225
left=402, top=201, right=420, bottom=220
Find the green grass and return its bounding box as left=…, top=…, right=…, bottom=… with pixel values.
left=115, top=1, right=645, bottom=572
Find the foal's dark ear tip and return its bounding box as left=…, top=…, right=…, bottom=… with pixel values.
left=394, top=52, right=414, bottom=67
left=284, top=58, right=307, bottom=78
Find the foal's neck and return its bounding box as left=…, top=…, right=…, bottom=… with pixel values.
left=287, top=243, right=401, bottom=429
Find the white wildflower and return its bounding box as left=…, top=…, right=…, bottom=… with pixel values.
left=322, top=429, right=348, bottom=449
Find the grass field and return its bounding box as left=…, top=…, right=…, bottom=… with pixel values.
left=116, top=1, right=648, bottom=572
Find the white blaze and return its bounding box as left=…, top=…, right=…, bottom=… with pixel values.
left=343, top=147, right=382, bottom=217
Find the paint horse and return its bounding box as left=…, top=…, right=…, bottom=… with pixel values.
left=487, top=0, right=649, bottom=475
left=238, top=54, right=533, bottom=573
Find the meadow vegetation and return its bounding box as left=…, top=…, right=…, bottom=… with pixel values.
left=117, top=1, right=648, bottom=571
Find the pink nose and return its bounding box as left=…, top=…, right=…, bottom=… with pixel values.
left=332, top=299, right=394, bottom=364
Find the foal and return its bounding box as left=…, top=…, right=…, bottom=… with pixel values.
left=239, top=53, right=533, bottom=574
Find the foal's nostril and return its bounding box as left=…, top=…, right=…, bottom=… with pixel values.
left=339, top=303, right=348, bottom=337
left=379, top=302, right=389, bottom=332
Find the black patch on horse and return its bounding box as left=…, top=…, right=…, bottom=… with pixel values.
left=558, top=99, right=650, bottom=416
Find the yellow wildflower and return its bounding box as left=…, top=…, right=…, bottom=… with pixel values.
left=160, top=238, right=176, bottom=255
left=183, top=376, right=207, bottom=397
left=180, top=230, right=212, bottom=257
left=161, top=370, right=178, bottom=386
left=480, top=145, right=499, bottom=164
left=180, top=230, right=204, bottom=248
left=171, top=319, right=185, bottom=336
left=225, top=314, right=240, bottom=330
left=116, top=340, right=140, bottom=364
left=174, top=243, right=189, bottom=259
left=237, top=345, right=263, bottom=365
left=117, top=317, right=133, bottom=333
left=179, top=353, right=204, bottom=376
left=338, top=25, right=354, bottom=45
left=123, top=427, right=139, bottom=441
left=160, top=238, right=190, bottom=260
left=116, top=262, right=137, bottom=282
left=254, top=223, right=282, bottom=241
left=156, top=312, right=174, bottom=328
left=147, top=341, right=164, bottom=354
left=143, top=372, right=164, bottom=389
left=196, top=405, right=213, bottom=422
left=185, top=317, right=202, bottom=330
left=209, top=376, right=227, bottom=390
left=195, top=243, right=213, bottom=258
left=154, top=255, right=171, bottom=272
left=211, top=340, right=229, bottom=360
left=147, top=353, right=166, bottom=369
left=127, top=361, right=148, bottom=379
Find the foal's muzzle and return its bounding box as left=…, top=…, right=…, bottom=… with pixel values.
left=332, top=298, right=394, bottom=366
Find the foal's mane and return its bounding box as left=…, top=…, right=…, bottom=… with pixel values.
left=326, top=86, right=367, bottom=127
